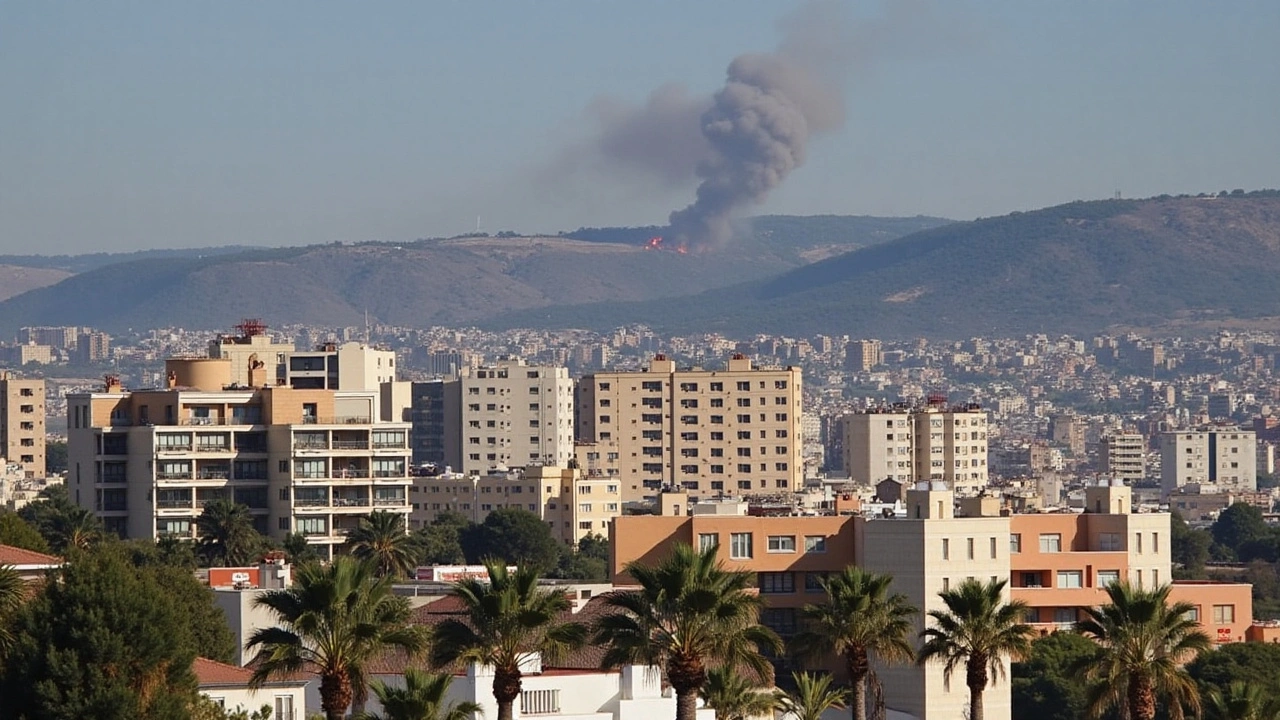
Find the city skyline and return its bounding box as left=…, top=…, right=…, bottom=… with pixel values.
left=3, top=0, right=1279, bottom=253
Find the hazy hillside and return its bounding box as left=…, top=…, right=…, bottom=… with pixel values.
left=0, top=265, right=73, bottom=302
left=0, top=215, right=943, bottom=333
left=489, top=193, right=1280, bottom=338
left=0, top=246, right=260, bottom=274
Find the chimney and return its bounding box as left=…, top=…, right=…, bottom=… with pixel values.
left=247, top=353, right=266, bottom=387
left=166, top=371, right=177, bottom=389
left=103, top=374, right=123, bottom=393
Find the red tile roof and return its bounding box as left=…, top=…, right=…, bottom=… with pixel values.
left=0, top=544, right=61, bottom=568
left=193, top=657, right=255, bottom=686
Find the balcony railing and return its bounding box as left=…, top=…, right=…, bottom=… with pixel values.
left=373, top=470, right=406, bottom=478
left=157, top=499, right=193, bottom=509
left=197, top=470, right=231, bottom=480
left=157, top=472, right=193, bottom=480
left=294, top=498, right=329, bottom=507
left=294, top=441, right=329, bottom=450
left=332, top=497, right=370, bottom=507
left=295, top=471, right=329, bottom=479
left=332, top=440, right=370, bottom=450
left=334, top=469, right=370, bottom=478
left=300, top=416, right=372, bottom=425
left=157, top=444, right=193, bottom=452
left=301, top=527, right=330, bottom=537
left=196, top=497, right=230, bottom=508
left=373, top=497, right=406, bottom=506
left=195, top=445, right=233, bottom=453
left=372, top=441, right=405, bottom=449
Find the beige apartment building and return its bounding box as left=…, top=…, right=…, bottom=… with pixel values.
left=577, top=355, right=803, bottom=503
left=845, top=339, right=882, bottom=372
left=66, top=358, right=411, bottom=558
left=283, top=342, right=396, bottom=391
left=841, top=403, right=989, bottom=495
left=1098, top=432, right=1145, bottom=483
left=409, top=464, right=620, bottom=545
left=1160, top=427, right=1257, bottom=497
left=0, top=372, right=45, bottom=477
left=441, top=359, right=575, bottom=476
left=207, top=322, right=295, bottom=387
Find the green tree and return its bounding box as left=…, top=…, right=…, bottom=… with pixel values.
left=1187, top=642, right=1280, bottom=698
left=774, top=671, right=848, bottom=720
left=1011, top=631, right=1101, bottom=720
left=44, top=440, right=68, bottom=475
left=430, top=560, right=587, bottom=720
left=1212, top=504, right=1270, bottom=558
left=791, top=567, right=917, bottom=720
left=917, top=578, right=1034, bottom=720
left=701, top=666, right=776, bottom=720
left=197, top=500, right=262, bottom=567
left=191, top=696, right=274, bottom=720
left=593, top=542, right=782, bottom=720
left=48, top=504, right=101, bottom=554
left=0, top=512, right=51, bottom=554
left=348, top=511, right=415, bottom=578
left=552, top=534, right=610, bottom=581
left=0, top=547, right=201, bottom=719
left=1171, top=511, right=1212, bottom=578
left=459, top=508, right=560, bottom=570
left=1076, top=582, right=1211, bottom=720
left=0, top=564, right=22, bottom=659
left=1205, top=681, right=1280, bottom=720
left=407, top=514, right=467, bottom=566
left=151, top=562, right=238, bottom=663
left=354, top=667, right=482, bottom=720
left=17, top=484, right=78, bottom=538
left=282, top=532, right=322, bottom=565
left=248, top=558, right=427, bottom=720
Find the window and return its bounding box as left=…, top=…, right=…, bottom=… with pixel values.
left=1213, top=605, right=1235, bottom=624
left=1098, top=532, right=1122, bottom=551
left=1184, top=607, right=1200, bottom=623
left=804, top=572, right=827, bottom=593
left=1098, top=570, right=1120, bottom=587
left=1053, top=608, right=1076, bottom=625
left=737, top=463, right=752, bottom=473
left=1135, top=533, right=1143, bottom=554
left=730, top=532, right=753, bottom=559
left=710, top=415, right=724, bottom=424
left=737, top=414, right=752, bottom=423
left=990, top=537, right=998, bottom=559
left=1021, top=572, right=1042, bottom=588
left=1153, top=532, right=1159, bottom=553
left=967, top=538, right=975, bottom=560
left=759, top=572, right=795, bottom=594
left=942, top=538, right=949, bottom=560
left=641, top=381, right=662, bottom=391
left=521, top=689, right=560, bottom=715
left=710, top=382, right=723, bottom=391
left=804, top=536, right=826, bottom=553
left=736, top=381, right=750, bottom=391
left=1057, top=571, right=1083, bottom=588
left=767, top=535, right=796, bottom=553
left=1039, top=533, right=1062, bottom=553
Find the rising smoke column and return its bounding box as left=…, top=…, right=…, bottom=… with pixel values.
left=668, top=50, right=845, bottom=249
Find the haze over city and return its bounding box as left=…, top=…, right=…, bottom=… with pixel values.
left=3, top=0, right=1279, bottom=253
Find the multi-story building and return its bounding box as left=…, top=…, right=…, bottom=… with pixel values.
left=612, top=480, right=1252, bottom=720
left=74, top=331, right=111, bottom=364
left=443, top=359, right=575, bottom=477
left=0, top=372, right=45, bottom=477
left=66, top=358, right=411, bottom=558
left=19, top=326, right=78, bottom=350
left=840, top=402, right=989, bottom=495
left=1160, top=427, right=1257, bottom=497
left=1097, top=433, right=1145, bottom=483
left=406, top=380, right=447, bottom=468
left=577, top=355, right=803, bottom=503
left=410, top=465, right=620, bottom=545
left=207, top=321, right=295, bottom=387
left=1047, top=413, right=1086, bottom=456
left=845, top=339, right=882, bottom=372
left=283, top=342, right=396, bottom=391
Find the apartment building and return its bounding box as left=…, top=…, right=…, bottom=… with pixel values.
left=1160, top=427, right=1257, bottom=497
left=845, top=339, right=882, bottom=372
left=441, top=359, right=575, bottom=476
left=0, top=372, right=45, bottom=477
left=577, top=354, right=803, bottom=503
left=283, top=342, right=396, bottom=391
left=1097, top=433, right=1145, bottom=483
left=409, top=465, right=620, bottom=545
left=612, top=481, right=1251, bottom=720
left=66, top=358, right=411, bottom=558
left=74, top=331, right=111, bottom=364
left=840, top=403, right=989, bottom=495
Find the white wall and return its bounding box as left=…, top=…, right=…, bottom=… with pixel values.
left=200, top=684, right=305, bottom=719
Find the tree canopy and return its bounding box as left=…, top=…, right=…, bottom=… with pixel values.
left=458, top=508, right=562, bottom=570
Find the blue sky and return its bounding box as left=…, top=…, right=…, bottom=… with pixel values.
left=2, top=1, right=1278, bottom=253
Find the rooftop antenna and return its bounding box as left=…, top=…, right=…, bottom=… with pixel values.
left=476, top=214, right=482, bottom=234
left=364, top=309, right=370, bottom=345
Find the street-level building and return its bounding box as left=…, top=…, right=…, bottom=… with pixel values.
left=577, top=354, right=803, bottom=503
left=612, top=480, right=1252, bottom=720
left=67, top=358, right=411, bottom=558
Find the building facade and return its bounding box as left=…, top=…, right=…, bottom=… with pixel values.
left=207, top=325, right=295, bottom=387
left=0, top=372, right=45, bottom=477
left=846, top=339, right=882, bottom=372
left=442, top=359, right=575, bottom=477
left=840, top=404, right=989, bottom=495
left=1160, top=427, right=1257, bottom=497
left=283, top=342, right=397, bottom=391
left=66, top=358, right=411, bottom=558
left=577, top=355, right=803, bottom=503
left=1097, top=433, right=1145, bottom=483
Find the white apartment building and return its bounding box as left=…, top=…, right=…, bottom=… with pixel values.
left=1098, top=433, right=1145, bottom=483
left=577, top=354, right=803, bottom=503
left=1160, top=427, right=1257, bottom=497
left=207, top=323, right=295, bottom=388
left=0, top=372, right=45, bottom=477
left=284, top=342, right=397, bottom=392
left=67, top=358, right=412, bottom=558
left=443, top=359, right=575, bottom=476
left=841, top=404, right=990, bottom=495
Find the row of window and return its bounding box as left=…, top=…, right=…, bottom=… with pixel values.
left=1008, top=531, right=1160, bottom=554
left=698, top=532, right=826, bottom=558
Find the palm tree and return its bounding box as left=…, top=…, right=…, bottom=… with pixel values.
left=197, top=499, right=260, bottom=567
left=430, top=560, right=587, bottom=720
left=48, top=505, right=100, bottom=554
left=791, top=567, right=917, bottom=720
left=593, top=542, right=783, bottom=720
left=917, top=577, right=1033, bottom=720
left=248, top=557, right=428, bottom=720
left=1076, top=582, right=1212, bottom=720
left=355, top=667, right=482, bottom=720
left=348, top=511, right=416, bottom=578
left=1205, top=681, right=1280, bottom=720
left=0, top=564, right=24, bottom=658
left=701, top=665, right=777, bottom=720
left=775, top=671, right=849, bottom=720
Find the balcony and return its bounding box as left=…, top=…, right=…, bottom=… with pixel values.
left=196, top=470, right=231, bottom=480
left=300, top=416, right=372, bottom=426
left=157, top=471, right=193, bottom=481
left=156, top=444, right=193, bottom=453
left=333, top=469, right=370, bottom=479
left=372, top=441, right=405, bottom=449
left=332, top=440, right=370, bottom=450
left=294, top=497, right=329, bottom=508
left=373, top=470, right=406, bottom=479
left=332, top=496, right=371, bottom=508
left=294, top=441, right=329, bottom=451
left=373, top=496, right=406, bottom=507
left=295, top=471, right=329, bottom=480
left=157, top=499, right=193, bottom=509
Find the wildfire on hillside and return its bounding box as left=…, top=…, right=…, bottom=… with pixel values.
left=643, top=236, right=689, bottom=254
